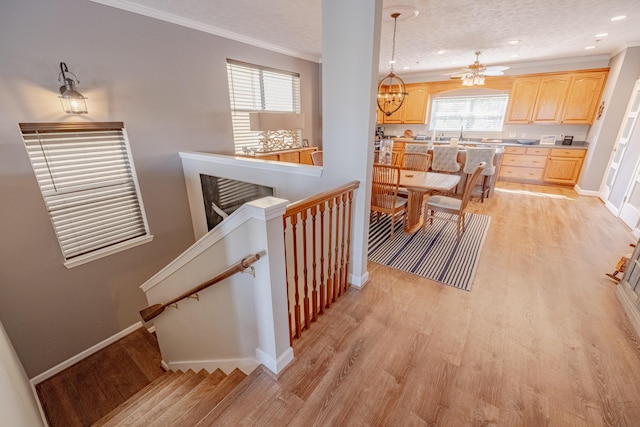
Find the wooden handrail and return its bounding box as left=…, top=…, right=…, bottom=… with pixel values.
left=284, top=181, right=360, bottom=217
left=139, top=250, right=266, bottom=322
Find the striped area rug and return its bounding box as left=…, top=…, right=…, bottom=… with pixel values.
left=368, top=212, right=491, bottom=291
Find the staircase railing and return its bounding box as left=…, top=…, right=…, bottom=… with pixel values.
left=139, top=251, right=265, bottom=322
left=283, top=181, right=360, bottom=341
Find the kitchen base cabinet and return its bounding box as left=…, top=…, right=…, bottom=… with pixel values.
left=498, top=146, right=586, bottom=186
left=543, top=149, right=585, bottom=185
left=238, top=147, right=318, bottom=164
left=499, top=146, right=549, bottom=182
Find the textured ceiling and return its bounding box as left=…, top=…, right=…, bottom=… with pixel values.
left=93, top=0, right=640, bottom=77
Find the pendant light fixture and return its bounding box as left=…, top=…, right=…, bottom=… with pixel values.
left=377, top=12, right=408, bottom=117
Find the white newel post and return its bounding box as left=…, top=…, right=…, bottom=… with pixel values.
left=245, top=197, right=294, bottom=374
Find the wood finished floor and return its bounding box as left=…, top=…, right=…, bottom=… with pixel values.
left=225, top=182, right=640, bottom=426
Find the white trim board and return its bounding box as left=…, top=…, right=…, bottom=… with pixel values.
left=30, top=322, right=144, bottom=385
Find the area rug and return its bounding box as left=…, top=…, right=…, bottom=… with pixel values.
left=368, top=212, right=491, bottom=291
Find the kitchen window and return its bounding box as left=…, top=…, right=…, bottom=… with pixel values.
left=19, top=122, right=152, bottom=268
left=226, top=59, right=301, bottom=154
left=429, top=92, right=509, bottom=132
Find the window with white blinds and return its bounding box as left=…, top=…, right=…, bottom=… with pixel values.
left=227, top=59, right=301, bottom=154
left=19, top=122, right=152, bottom=268
left=430, top=94, right=509, bottom=132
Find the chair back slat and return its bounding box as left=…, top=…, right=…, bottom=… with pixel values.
left=401, top=152, right=432, bottom=172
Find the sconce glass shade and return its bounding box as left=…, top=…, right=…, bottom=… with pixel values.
left=58, top=62, right=87, bottom=114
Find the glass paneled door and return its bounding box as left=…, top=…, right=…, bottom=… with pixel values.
left=602, top=79, right=640, bottom=202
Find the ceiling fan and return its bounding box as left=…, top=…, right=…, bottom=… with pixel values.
left=448, top=51, right=509, bottom=86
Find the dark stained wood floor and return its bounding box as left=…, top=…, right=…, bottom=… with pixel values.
left=35, top=327, right=165, bottom=426
left=35, top=182, right=640, bottom=426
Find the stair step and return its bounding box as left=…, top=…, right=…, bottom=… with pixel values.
left=151, top=368, right=247, bottom=426
left=145, top=368, right=227, bottom=427
left=129, top=369, right=210, bottom=425
left=97, top=370, right=195, bottom=426
left=196, top=365, right=279, bottom=425
left=91, top=370, right=177, bottom=426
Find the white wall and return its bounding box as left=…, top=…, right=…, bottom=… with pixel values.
left=0, top=321, right=43, bottom=427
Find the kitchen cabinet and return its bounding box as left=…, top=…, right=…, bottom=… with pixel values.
left=505, top=76, right=569, bottom=124
left=377, top=84, right=428, bottom=124
left=543, top=149, right=585, bottom=185
left=561, top=72, right=608, bottom=124
left=238, top=146, right=318, bottom=164
left=499, top=146, right=550, bottom=181
left=504, top=70, right=608, bottom=125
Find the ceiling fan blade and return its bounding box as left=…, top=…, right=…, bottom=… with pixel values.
left=486, top=65, right=509, bottom=72
left=484, top=70, right=505, bottom=76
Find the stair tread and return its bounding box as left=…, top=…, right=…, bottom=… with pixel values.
left=196, top=365, right=281, bottom=426
left=97, top=370, right=195, bottom=426
left=128, top=369, right=210, bottom=425
left=91, top=370, right=176, bottom=426
left=146, top=368, right=228, bottom=427
left=152, top=368, right=246, bottom=426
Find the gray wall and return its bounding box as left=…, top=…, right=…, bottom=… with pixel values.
left=0, top=0, right=320, bottom=377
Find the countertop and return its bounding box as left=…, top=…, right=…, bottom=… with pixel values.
left=387, top=137, right=588, bottom=150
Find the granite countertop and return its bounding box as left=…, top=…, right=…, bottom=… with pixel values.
left=387, top=137, right=588, bottom=150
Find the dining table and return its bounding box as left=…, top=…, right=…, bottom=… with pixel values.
left=399, top=170, right=461, bottom=234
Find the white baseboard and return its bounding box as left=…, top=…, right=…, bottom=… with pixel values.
left=164, top=357, right=260, bottom=376
left=573, top=184, right=600, bottom=196
left=349, top=271, right=369, bottom=288
left=255, top=347, right=294, bottom=375
left=30, top=322, right=144, bottom=385
left=605, top=200, right=620, bottom=216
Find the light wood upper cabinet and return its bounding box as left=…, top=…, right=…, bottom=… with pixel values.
left=505, top=77, right=541, bottom=123
left=402, top=85, right=429, bottom=123
left=377, top=84, right=428, bottom=124
left=532, top=76, right=570, bottom=123
left=505, top=70, right=608, bottom=125
left=561, top=72, right=607, bottom=124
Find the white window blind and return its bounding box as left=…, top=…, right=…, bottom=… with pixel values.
left=227, top=59, right=301, bottom=154
left=430, top=94, right=509, bottom=132
left=19, top=122, right=151, bottom=267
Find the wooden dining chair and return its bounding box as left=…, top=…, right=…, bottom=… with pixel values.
left=371, top=163, right=407, bottom=238
left=400, top=152, right=432, bottom=172
left=424, top=162, right=485, bottom=237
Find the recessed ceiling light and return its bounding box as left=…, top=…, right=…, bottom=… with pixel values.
left=611, top=15, right=627, bottom=21
left=595, top=33, right=609, bottom=37
left=508, top=40, right=520, bottom=45
left=585, top=46, right=596, bottom=50
left=436, top=50, right=446, bottom=54
left=389, top=60, right=396, bottom=64
left=403, top=66, right=411, bottom=70
left=510, top=54, right=520, bottom=58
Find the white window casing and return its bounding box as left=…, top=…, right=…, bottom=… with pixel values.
left=430, top=91, right=509, bottom=132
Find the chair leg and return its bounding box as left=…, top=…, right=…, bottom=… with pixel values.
left=390, top=213, right=395, bottom=239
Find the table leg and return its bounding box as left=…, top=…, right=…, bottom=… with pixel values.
left=404, top=188, right=427, bottom=234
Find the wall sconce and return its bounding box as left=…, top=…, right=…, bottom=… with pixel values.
left=249, top=112, right=305, bottom=152
left=58, top=62, right=87, bottom=114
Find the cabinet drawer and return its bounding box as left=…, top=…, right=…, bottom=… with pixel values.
left=502, top=154, right=547, bottom=168
left=550, top=148, right=586, bottom=158
left=526, top=147, right=551, bottom=155
left=499, top=166, right=544, bottom=181
left=504, top=146, right=527, bottom=154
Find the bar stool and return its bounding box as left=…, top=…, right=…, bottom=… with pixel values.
left=463, top=147, right=496, bottom=202
left=430, top=145, right=460, bottom=173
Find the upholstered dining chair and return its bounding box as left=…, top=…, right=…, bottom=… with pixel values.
left=371, top=163, right=407, bottom=238
left=463, top=147, right=496, bottom=202
left=424, top=162, right=485, bottom=237
left=430, top=145, right=461, bottom=173
left=311, top=150, right=323, bottom=166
